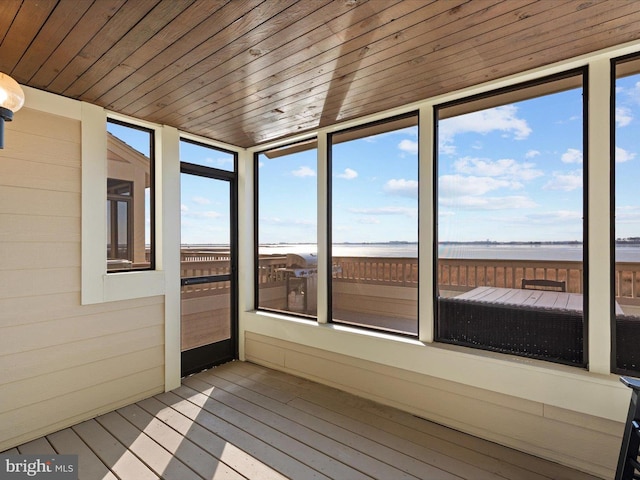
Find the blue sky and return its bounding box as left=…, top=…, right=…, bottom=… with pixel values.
left=438, top=87, right=584, bottom=243
left=179, top=141, right=234, bottom=245
left=615, top=73, right=640, bottom=239
left=110, top=71, right=640, bottom=246
left=257, top=122, right=419, bottom=245
left=331, top=126, right=418, bottom=243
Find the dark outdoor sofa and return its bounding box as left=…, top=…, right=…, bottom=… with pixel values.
left=437, top=297, right=584, bottom=366
left=616, top=315, right=640, bottom=373
left=437, top=296, right=640, bottom=372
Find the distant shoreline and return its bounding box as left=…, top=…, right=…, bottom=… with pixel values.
left=255, top=240, right=640, bottom=246
left=185, top=240, right=640, bottom=247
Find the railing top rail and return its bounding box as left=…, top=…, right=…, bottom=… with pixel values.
left=181, top=259, right=231, bottom=267
left=333, top=256, right=417, bottom=262
left=438, top=258, right=583, bottom=267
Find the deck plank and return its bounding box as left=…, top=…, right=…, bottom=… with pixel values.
left=227, top=361, right=599, bottom=480
left=2, top=361, right=601, bottom=480
left=16, top=436, right=56, bottom=454
left=94, top=410, right=202, bottom=480
left=149, top=390, right=331, bottom=480
left=47, top=428, right=118, bottom=480
left=211, top=363, right=507, bottom=480
left=183, top=374, right=434, bottom=480
left=168, top=384, right=368, bottom=480
left=119, top=401, right=273, bottom=480
left=72, top=419, right=159, bottom=480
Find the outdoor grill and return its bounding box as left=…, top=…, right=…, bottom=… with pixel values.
left=282, top=253, right=317, bottom=313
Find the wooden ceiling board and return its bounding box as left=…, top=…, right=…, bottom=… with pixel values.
left=0, top=0, right=58, bottom=73
left=231, top=0, right=640, bottom=143
left=100, top=0, right=287, bottom=112
left=26, top=1, right=127, bottom=89
left=46, top=0, right=162, bottom=92
left=93, top=0, right=248, bottom=108
left=177, top=0, right=465, bottom=144
left=141, top=0, right=400, bottom=125
left=2, top=0, right=640, bottom=148
left=301, top=10, right=625, bottom=128
left=282, top=0, right=589, bottom=123
left=80, top=0, right=228, bottom=101
left=61, top=0, right=197, bottom=99
left=11, top=0, right=94, bottom=82
left=328, top=8, right=640, bottom=126
left=175, top=0, right=431, bottom=132
left=210, top=0, right=536, bottom=141
left=127, top=0, right=336, bottom=119
left=0, top=0, right=26, bottom=46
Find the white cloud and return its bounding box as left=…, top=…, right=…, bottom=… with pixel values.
left=183, top=210, right=222, bottom=219
left=398, top=139, right=418, bottom=155
left=561, top=148, right=583, bottom=164
left=438, top=168, right=539, bottom=211
left=181, top=204, right=188, bottom=212
left=439, top=105, right=531, bottom=155
left=631, top=81, right=640, bottom=103
left=543, top=170, right=582, bottom=191
left=349, top=206, right=417, bottom=217
left=383, top=179, right=418, bottom=197
left=525, top=150, right=540, bottom=158
left=356, top=216, right=381, bottom=224
left=524, top=210, right=582, bottom=224
left=337, top=168, right=358, bottom=179
left=616, top=146, right=636, bottom=163
left=292, top=165, right=315, bottom=177
left=192, top=196, right=211, bottom=205
left=439, top=174, right=511, bottom=197
left=617, top=106, right=633, bottom=127
left=260, top=216, right=315, bottom=226
left=453, top=157, right=543, bottom=182
left=203, top=156, right=234, bottom=168
left=439, top=195, right=537, bottom=210
left=616, top=205, right=640, bottom=222
left=440, top=143, right=457, bottom=156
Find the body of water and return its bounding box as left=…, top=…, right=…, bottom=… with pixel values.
left=258, top=243, right=640, bottom=262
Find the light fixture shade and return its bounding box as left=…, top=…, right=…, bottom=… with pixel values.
left=0, top=73, right=25, bottom=113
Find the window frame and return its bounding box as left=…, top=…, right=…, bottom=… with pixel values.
left=432, top=67, right=590, bottom=366
left=327, top=111, right=420, bottom=337
left=253, top=138, right=319, bottom=321
left=610, top=52, right=640, bottom=376
left=81, top=105, right=165, bottom=305
left=106, top=178, right=133, bottom=263
left=106, top=117, right=156, bottom=273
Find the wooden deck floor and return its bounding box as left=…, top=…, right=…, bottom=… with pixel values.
left=4, top=361, right=601, bottom=480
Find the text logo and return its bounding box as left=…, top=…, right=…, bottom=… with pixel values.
left=0, top=455, right=77, bottom=479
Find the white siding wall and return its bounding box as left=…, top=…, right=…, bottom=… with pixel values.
left=0, top=107, right=165, bottom=451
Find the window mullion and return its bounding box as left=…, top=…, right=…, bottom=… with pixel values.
left=317, top=132, right=329, bottom=324
left=587, top=57, right=612, bottom=374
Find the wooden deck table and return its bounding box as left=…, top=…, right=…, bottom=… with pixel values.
left=455, top=286, right=623, bottom=315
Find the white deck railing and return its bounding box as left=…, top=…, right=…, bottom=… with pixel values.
left=177, top=251, right=640, bottom=305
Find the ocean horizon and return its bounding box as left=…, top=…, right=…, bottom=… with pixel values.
left=249, top=242, right=640, bottom=262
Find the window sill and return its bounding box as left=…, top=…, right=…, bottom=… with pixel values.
left=82, top=270, right=165, bottom=305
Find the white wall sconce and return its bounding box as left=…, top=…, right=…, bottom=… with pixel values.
left=0, top=72, right=25, bottom=149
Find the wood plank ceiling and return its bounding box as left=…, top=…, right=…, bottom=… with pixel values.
left=2, top=0, right=640, bottom=148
